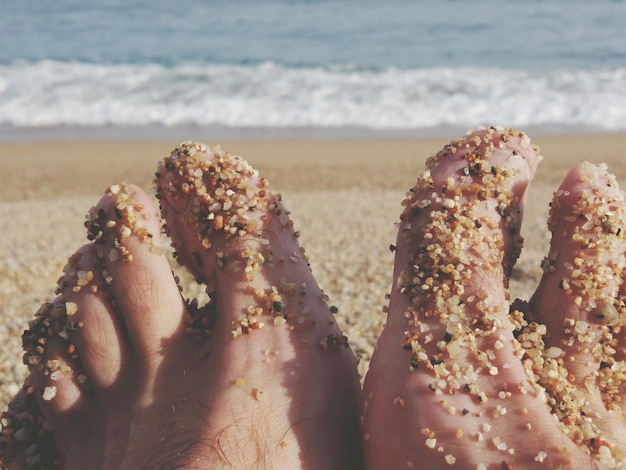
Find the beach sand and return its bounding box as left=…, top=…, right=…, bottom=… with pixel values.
left=1, top=133, right=625, bottom=412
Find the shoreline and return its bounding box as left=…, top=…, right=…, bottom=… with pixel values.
left=2, top=133, right=626, bottom=201
left=0, top=124, right=623, bottom=143
left=1, top=133, right=625, bottom=411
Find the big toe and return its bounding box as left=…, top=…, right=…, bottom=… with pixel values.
left=155, top=143, right=338, bottom=341
left=154, top=142, right=362, bottom=468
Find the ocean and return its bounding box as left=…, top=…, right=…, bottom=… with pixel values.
left=1, top=0, right=625, bottom=140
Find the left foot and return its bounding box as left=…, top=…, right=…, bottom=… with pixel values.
left=1, top=143, right=362, bottom=469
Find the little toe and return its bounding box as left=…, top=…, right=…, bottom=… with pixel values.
left=1, top=295, right=82, bottom=469
left=1, top=389, right=58, bottom=469
left=528, top=162, right=626, bottom=462
left=11, top=243, right=129, bottom=468
left=363, top=128, right=588, bottom=469
left=26, top=316, right=83, bottom=416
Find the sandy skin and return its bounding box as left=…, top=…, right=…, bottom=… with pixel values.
left=363, top=128, right=626, bottom=469
left=2, top=128, right=626, bottom=468
left=2, top=144, right=362, bottom=469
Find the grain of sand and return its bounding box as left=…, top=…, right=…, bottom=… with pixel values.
left=1, top=134, right=625, bottom=411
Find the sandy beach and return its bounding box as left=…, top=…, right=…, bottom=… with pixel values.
left=1, top=133, right=625, bottom=412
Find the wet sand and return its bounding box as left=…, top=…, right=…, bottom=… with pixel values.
left=1, top=133, right=625, bottom=410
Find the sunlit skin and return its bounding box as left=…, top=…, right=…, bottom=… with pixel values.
left=2, top=129, right=626, bottom=469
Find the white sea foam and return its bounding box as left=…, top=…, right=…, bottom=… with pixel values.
left=1, top=61, right=625, bottom=133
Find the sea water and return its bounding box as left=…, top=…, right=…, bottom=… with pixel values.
left=1, top=0, right=625, bottom=139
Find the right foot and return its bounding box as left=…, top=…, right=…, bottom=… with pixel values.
left=362, top=127, right=626, bottom=469
left=1, top=143, right=362, bottom=469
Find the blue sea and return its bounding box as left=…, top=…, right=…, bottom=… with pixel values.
left=1, top=0, right=625, bottom=140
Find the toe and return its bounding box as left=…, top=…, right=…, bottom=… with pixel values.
left=9, top=290, right=88, bottom=469
left=56, top=244, right=125, bottom=390
left=86, top=184, right=187, bottom=355
left=529, top=162, right=626, bottom=460
left=154, top=143, right=362, bottom=468
left=531, top=162, right=626, bottom=350
left=21, top=185, right=191, bottom=467
left=3, top=291, right=80, bottom=469
left=26, top=318, right=83, bottom=416
left=155, top=143, right=344, bottom=344
left=363, top=128, right=587, bottom=469
left=0, top=389, right=59, bottom=469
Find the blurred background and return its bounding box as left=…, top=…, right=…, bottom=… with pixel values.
left=1, top=0, right=625, bottom=140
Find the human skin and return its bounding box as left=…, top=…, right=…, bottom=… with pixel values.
left=1, top=144, right=363, bottom=469
left=362, top=127, right=626, bottom=469
left=2, top=128, right=626, bottom=469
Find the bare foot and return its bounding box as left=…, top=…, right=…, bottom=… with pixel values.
left=362, top=127, right=626, bottom=469
left=4, top=132, right=626, bottom=470
left=0, top=143, right=362, bottom=469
